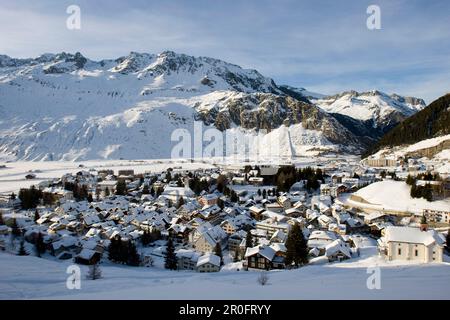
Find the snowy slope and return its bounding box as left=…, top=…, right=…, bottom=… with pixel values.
left=1, top=247, right=450, bottom=299
left=313, top=90, right=425, bottom=126
left=0, top=51, right=363, bottom=161
left=349, top=180, right=450, bottom=214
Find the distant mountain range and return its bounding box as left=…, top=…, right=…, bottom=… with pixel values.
left=0, top=51, right=428, bottom=161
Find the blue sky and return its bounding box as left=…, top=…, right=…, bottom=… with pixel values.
left=0, top=0, right=449, bottom=102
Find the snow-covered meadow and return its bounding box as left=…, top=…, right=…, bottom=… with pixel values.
left=1, top=240, right=449, bottom=300
left=0, top=159, right=215, bottom=195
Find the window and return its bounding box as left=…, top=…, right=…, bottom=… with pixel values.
left=398, top=248, right=401, bottom=255
left=415, top=250, right=418, bottom=257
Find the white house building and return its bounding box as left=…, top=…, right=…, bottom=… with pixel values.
left=379, top=226, right=445, bottom=263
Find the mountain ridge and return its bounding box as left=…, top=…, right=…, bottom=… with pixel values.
left=0, top=51, right=426, bottom=161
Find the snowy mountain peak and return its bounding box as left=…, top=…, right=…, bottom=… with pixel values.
left=313, top=89, right=426, bottom=122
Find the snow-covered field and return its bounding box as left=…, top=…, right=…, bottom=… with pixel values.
left=1, top=242, right=449, bottom=300
left=0, top=159, right=215, bottom=195
left=347, top=180, right=450, bottom=214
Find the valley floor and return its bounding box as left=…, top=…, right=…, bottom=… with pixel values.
left=1, top=244, right=449, bottom=300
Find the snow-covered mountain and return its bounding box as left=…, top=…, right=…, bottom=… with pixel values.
left=0, top=51, right=366, bottom=161
left=312, top=90, right=425, bottom=128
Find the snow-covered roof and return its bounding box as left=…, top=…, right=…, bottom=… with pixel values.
left=384, top=226, right=445, bottom=246
left=76, top=248, right=97, bottom=260
left=325, top=239, right=351, bottom=258
left=244, top=245, right=276, bottom=261
left=176, top=249, right=201, bottom=261
left=197, top=253, right=221, bottom=267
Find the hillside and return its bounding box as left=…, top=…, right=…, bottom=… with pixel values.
left=365, top=93, right=450, bottom=157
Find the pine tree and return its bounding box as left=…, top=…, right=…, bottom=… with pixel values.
left=0, top=212, right=4, bottom=225
left=87, top=193, right=93, bottom=203
left=10, top=192, right=16, bottom=200
left=11, top=218, right=22, bottom=238
left=17, top=240, right=27, bottom=256
left=35, top=232, right=46, bottom=257
left=214, top=243, right=223, bottom=266
left=164, top=237, right=178, bottom=270
left=230, top=190, right=238, bottom=203
left=104, top=187, right=110, bottom=197
left=245, top=231, right=254, bottom=249
left=126, top=240, right=140, bottom=266
left=217, top=197, right=224, bottom=209
left=166, top=170, right=172, bottom=183
left=141, top=229, right=151, bottom=246
left=423, top=184, right=433, bottom=201
left=34, top=209, right=40, bottom=223
left=406, top=174, right=415, bottom=185
left=108, top=235, right=121, bottom=262
left=216, top=175, right=227, bottom=193
left=116, top=180, right=127, bottom=196
left=87, top=263, right=102, bottom=280
left=285, top=223, right=308, bottom=268
left=142, top=184, right=150, bottom=194
left=262, top=189, right=267, bottom=199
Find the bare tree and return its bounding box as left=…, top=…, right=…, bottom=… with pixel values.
left=87, top=263, right=102, bottom=280
left=257, top=271, right=269, bottom=286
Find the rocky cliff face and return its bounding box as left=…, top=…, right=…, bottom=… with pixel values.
left=194, top=93, right=362, bottom=149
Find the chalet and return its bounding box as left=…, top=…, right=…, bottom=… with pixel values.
left=324, top=239, right=352, bottom=261
left=284, top=207, right=303, bottom=218
left=364, top=212, right=387, bottom=225
left=198, top=193, right=218, bottom=207
left=162, top=185, right=195, bottom=203
left=307, top=230, right=338, bottom=254
left=196, top=253, right=221, bottom=272
left=176, top=249, right=201, bottom=270
left=220, top=219, right=238, bottom=235
left=194, top=204, right=221, bottom=223
left=168, top=224, right=190, bottom=244
left=228, top=230, right=247, bottom=254
left=192, top=224, right=227, bottom=253
left=220, top=214, right=253, bottom=235
left=244, top=244, right=285, bottom=270
left=318, top=214, right=335, bottom=229
left=249, top=205, right=265, bottom=220
left=265, top=202, right=284, bottom=213
left=311, top=195, right=332, bottom=214
left=256, top=216, right=290, bottom=238
left=277, top=195, right=291, bottom=209
left=74, top=248, right=101, bottom=265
